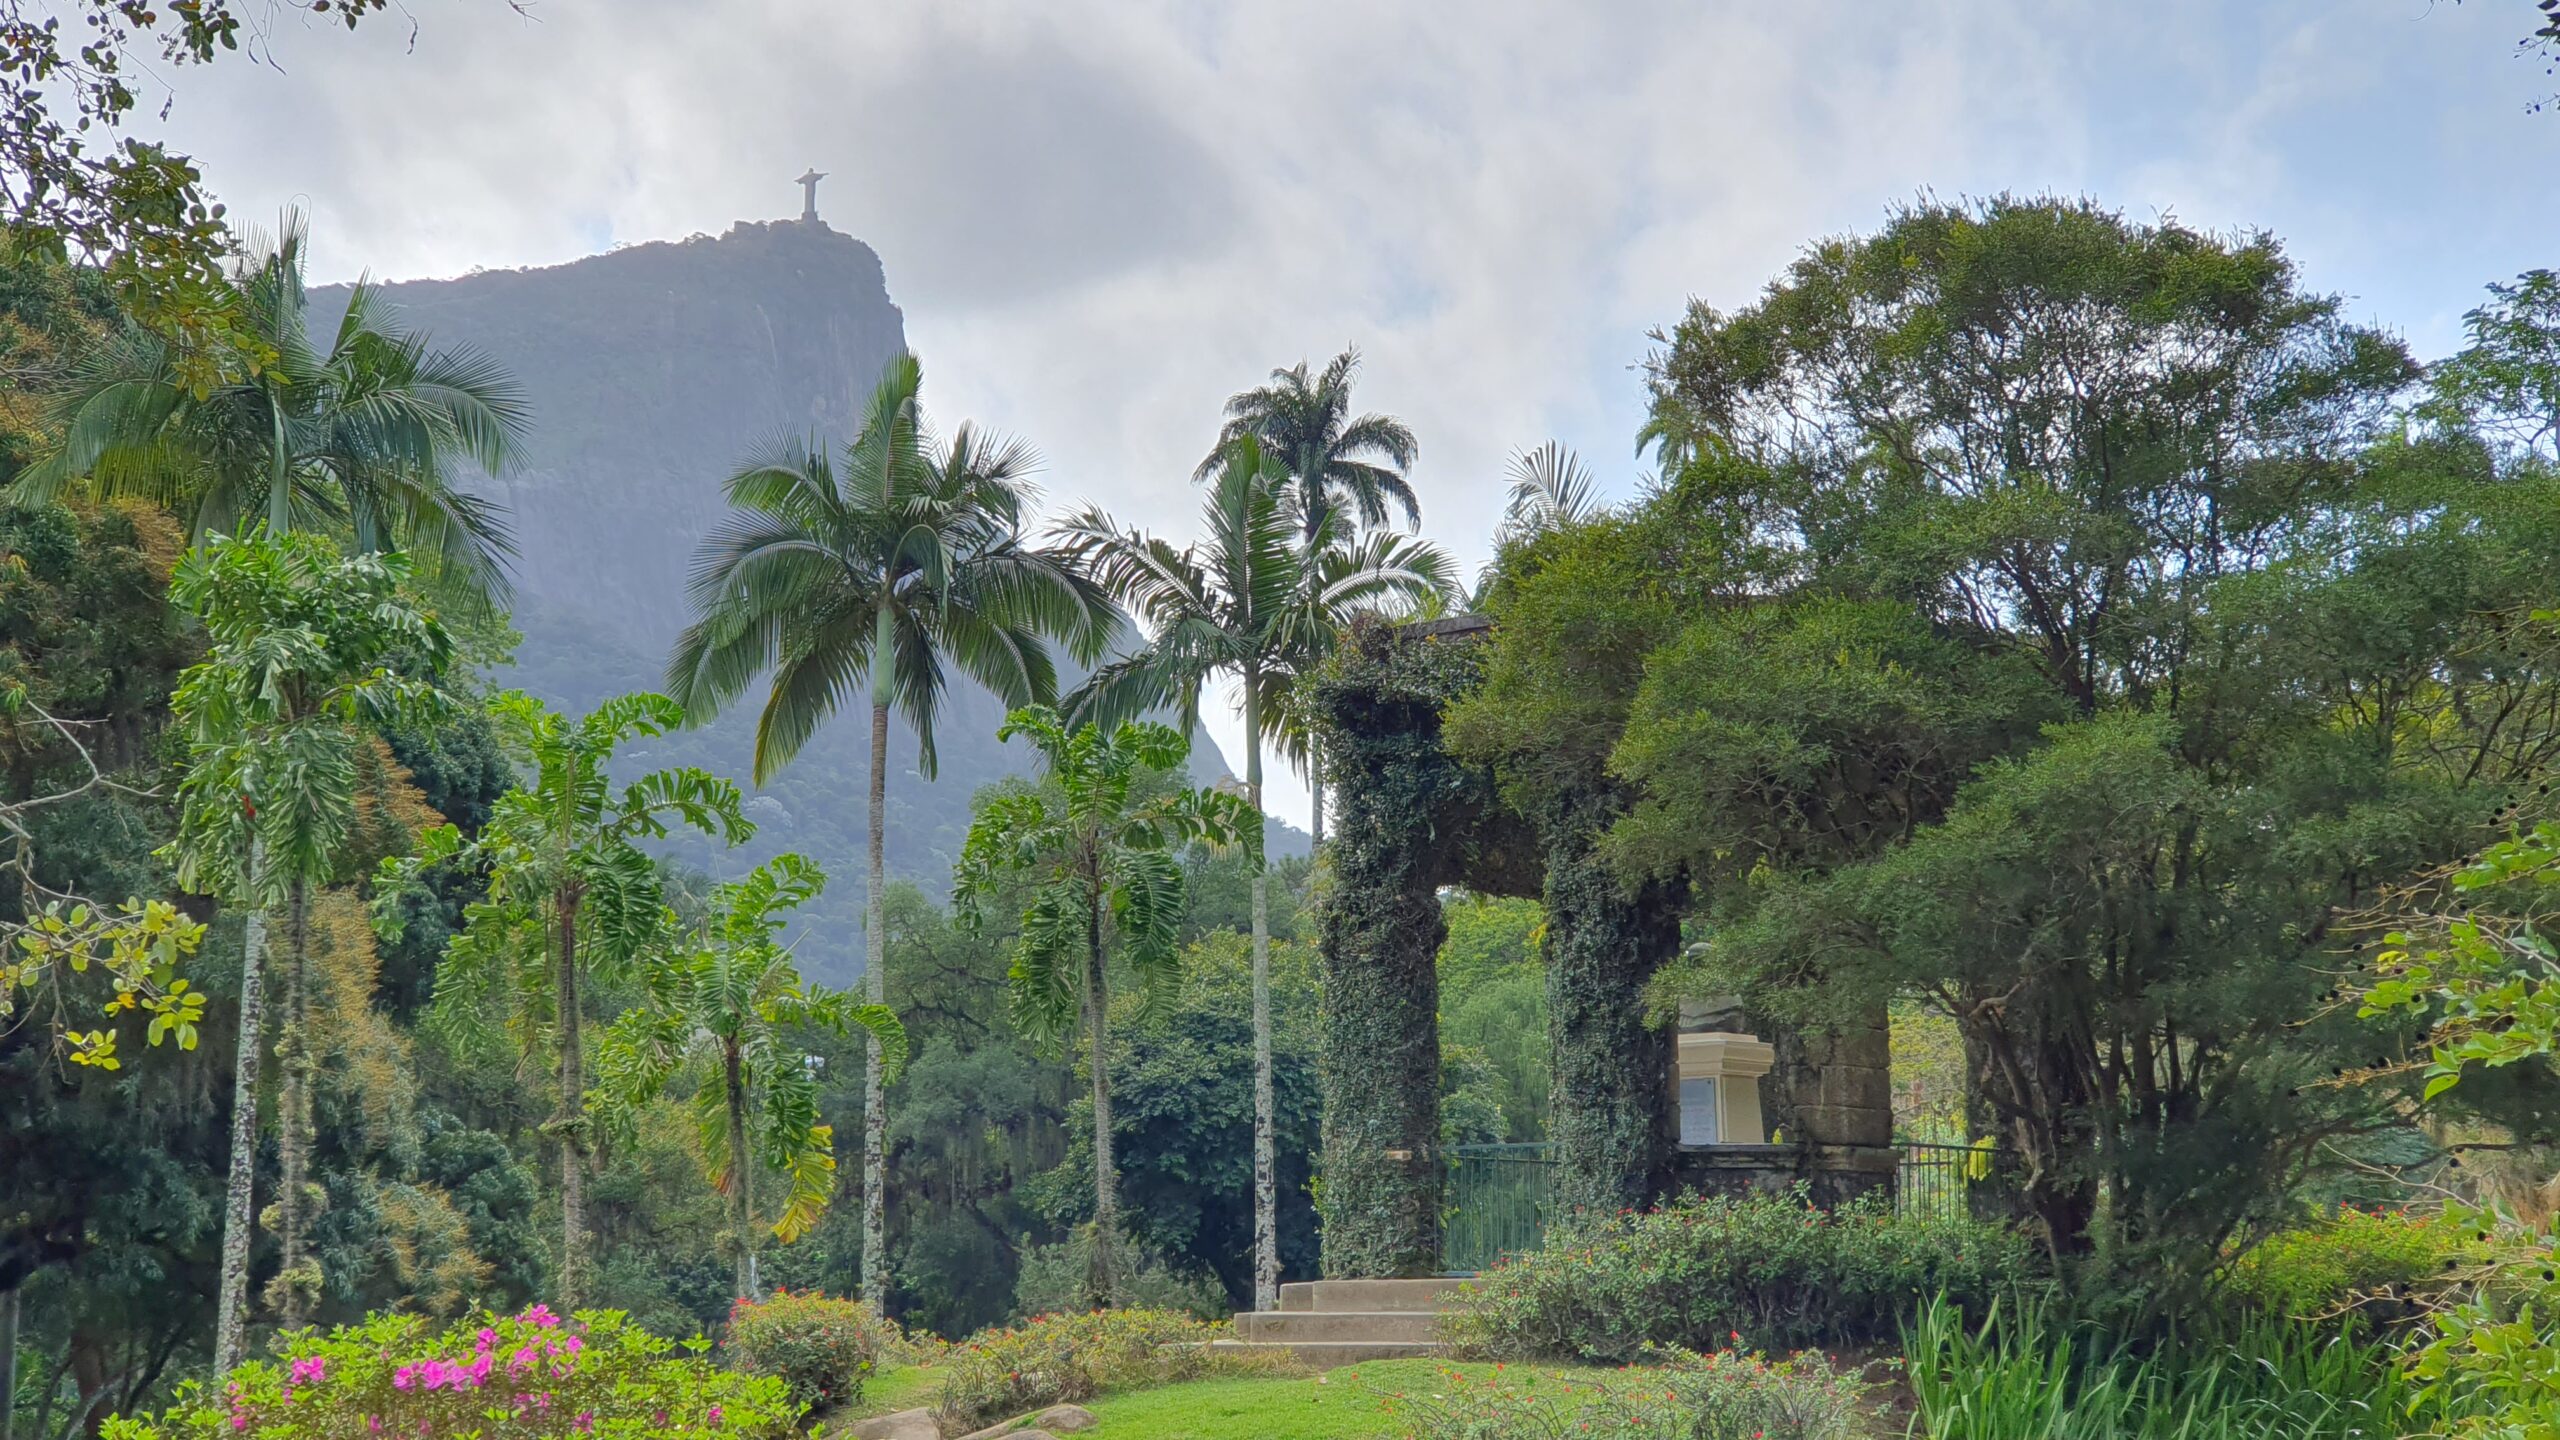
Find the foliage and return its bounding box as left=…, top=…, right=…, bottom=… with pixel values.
left=1439, top=1189, right=2035, bottom=1362
left=1438, top=896, right=1548, bottom=1142
left=1392, top=1348, right=1875, bottom=1440
left=592, top=852, right=904, bottom=1294
left=377, top=689, right=752, bottom=1308
left=667, top=351, right=1110, bottom=784
left=165, top=529, right=454, bottom=908
left=931, top=1308, right=1290, bottom=1431
left=2359, top=821, right=2560, bottom=1435
left=723, top=1289, right=895, bottom=1417
left=1008, top=1234, right=1232, bottom=1321
left=1903, top=1294, right=2433, bottom=1440
left=21, top=213, right=527, bottom=605
left=2223, top=1208, right=2490, bottom=1321
left=1032, top=929, right=1323, bottom=1306
left=1199, top=348, right=1420, bottom=545
left=103, top=1303, right=797, bottom=1440
left=954, top=705, right=1251, bottom=1306
left=1455, top=195, right=2560, bottom=1276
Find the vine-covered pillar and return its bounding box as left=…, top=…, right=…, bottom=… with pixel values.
left=1315, top=733, right=1450, bottom=1278
left=1309, top=618, right=1528, bottom=1279
left=1540, top=800, right=1683, bottom=1221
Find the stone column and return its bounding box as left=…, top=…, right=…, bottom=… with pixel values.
left=1542, top=815, right=1682, bottom=1221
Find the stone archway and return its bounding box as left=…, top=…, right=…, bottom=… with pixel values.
left=1305, top=615, right=1895, bottom=1281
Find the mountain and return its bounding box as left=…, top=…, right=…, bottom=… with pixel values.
left=317, top=218, right=1302, bottom=983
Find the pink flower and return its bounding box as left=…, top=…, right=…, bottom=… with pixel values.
left=393, top=1368, right=416, bottom=1392
left=706, top=1406, right=724, bottom=1426
left=573, top=1413, right=595, bottom=1434
left=476, top=1328, right=497, bottom=1349
left=368, top=1419, right=382, bottom=1434
left=290, top=1357, right=327, bottom=1385
left=229, top=1416, right=248, bottom=1432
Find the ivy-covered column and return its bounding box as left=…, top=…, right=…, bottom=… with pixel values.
left=1309, top=620, right=1505, bottom=1278
left=1541, top=804, right=1682, bottom=1221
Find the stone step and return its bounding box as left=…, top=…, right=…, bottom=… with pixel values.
left=1206, top=1338, right=1444, bottom=1370
left=1234, top=1309, right=1444, bottom=1343
left=1276, top=1278, right=1468, bottom=1313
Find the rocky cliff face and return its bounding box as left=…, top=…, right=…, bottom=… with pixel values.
left=321, top=220, right=1279, bottom=980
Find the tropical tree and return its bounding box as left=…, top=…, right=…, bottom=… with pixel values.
left=160, top=528, right=457, bottom=1370
left=665, top=352, right=1110, bottom=1310
left=951, top=706, right=1251, bottom=1308
left=1198, top=348, right=1422, bottom=849
left=592, top=853, right=906, bottom=1302
left=376, top=690, right=752, bottom=1311
left=17, top=210, right=528, bottom=606
left=1057, top=437, right=1453, bottom=1311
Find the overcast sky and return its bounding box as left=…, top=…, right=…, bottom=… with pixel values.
left=155, top=0, right=2560, bottom=827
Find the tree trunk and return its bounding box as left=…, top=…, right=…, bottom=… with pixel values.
left=1308, top=739, right=1325, bottom=852
left=860, top=694, right=891, bottom=1314
left=1244, top=675, right=1278, bottom=1311
left=554, top=890, right=586, bottom=1311
left=213, top=841, right=271, bottom=1377
left=65, top=1330, right=105, bottom=1440
left=1084, top=886, right=1118, bottom=1311
left=2, top=1287, right=19, bottom=1440
left=275, top=877, right=312, bottom=1332
left=725, top=1044, right=754, bottom=1303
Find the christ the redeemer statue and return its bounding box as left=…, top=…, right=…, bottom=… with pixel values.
left=797, top=168, right=826, bottom=224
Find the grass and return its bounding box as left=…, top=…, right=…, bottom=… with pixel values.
left=1080, top=1359, right=1621, bottom=1440
left=840, top=1363, right=942, bottom=1420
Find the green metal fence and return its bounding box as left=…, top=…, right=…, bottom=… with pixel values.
left=1442, top=1142, right=1556, bottom=1275
left=1439, top=1141, right=1990, bottom=1272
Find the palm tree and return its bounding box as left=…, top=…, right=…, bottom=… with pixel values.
left=666, top=352, right=1112, bottom=1312
left=1057, top=437, right=1454, bottom=1311
left=19, top=210, right=527, bottom=605
left=1477, top=440, right=1607, bottom=601
left=952, top=707, right=1251, bottom=1308
left=164, top=530, right=458, bottom=1372
left=1197, top=348, right=1420, bottom=848
left=593, top=853, right=906, bottom=1302
left=380, top=690, right=752, bottom=1311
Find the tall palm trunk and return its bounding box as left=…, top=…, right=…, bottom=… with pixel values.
left=1309, top=748, right=1326, bottom=851
left=725, top=1044, right=755, bottom=1301
left=213, top=841, right=271, bottom=1376
left=1083, top=882, right=1119, bottom=1311
left=860, top=683, right=891, bottom=1315
left=275, top=878, right=313, bottom=1330
left=554, top=888, right=587, bottom=1310
left=1244, top=673, right=1278, bottom=1312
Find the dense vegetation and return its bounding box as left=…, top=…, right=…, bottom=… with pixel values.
left=3, top=183, right=2560, bottom=1440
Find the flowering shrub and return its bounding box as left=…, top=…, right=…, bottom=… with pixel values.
left=104, top=1305, right=796, bottom=1440
left=1387, top=1348, right=1876, bottom=1440
left=1441, top=1188, right=2034, bottom=1363
left=932, top=1308, right=1291, bottom=1430
left=722, top=1290, right=892, bottom=1417
left=2224, top=1206, right=2488, bottom=1319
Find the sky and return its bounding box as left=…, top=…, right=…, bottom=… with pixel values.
left=150, top=0, right=2560, bottom=828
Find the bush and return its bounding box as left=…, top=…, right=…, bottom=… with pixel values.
left=932, top=1308, right=1292, bottom=1430
left=1391, top=1349, right=1876, bottom=1440
left=105, top=1304, right=796, bottom=1440
left=1441, top=1188, right=2034, bottom=1362
left=2224, top=1206, right=2486, bottom=1320
left=724, top=1289, right=895, bottom=1417
left=1009, top=1235, right=1232, bottom=1321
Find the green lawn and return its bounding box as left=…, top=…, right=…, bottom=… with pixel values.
left=1082, top=1359, right=1614, bottom=1440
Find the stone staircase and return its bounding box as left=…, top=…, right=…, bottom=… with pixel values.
left=1209, top=1278, right=1463, bottom=1369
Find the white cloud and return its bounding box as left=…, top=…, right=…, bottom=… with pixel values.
left=158, top=0, right=2560, bottom=825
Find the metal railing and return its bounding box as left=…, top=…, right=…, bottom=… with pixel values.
left=1895, top=1141, right=1985, bottom=1221
left=1442, top=1142, right=1555, bottom=1275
